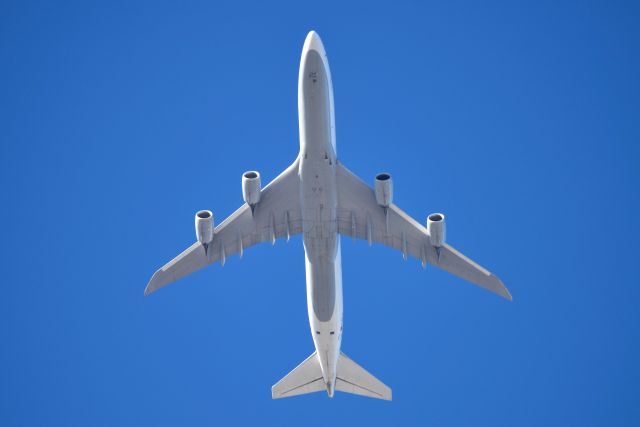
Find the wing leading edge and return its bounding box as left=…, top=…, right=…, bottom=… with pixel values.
left=335, top=161, right=511, bottom=301
left=145, top=158, right=302, bottom=296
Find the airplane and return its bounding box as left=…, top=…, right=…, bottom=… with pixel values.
left=145, top=31, right=512, bottom=401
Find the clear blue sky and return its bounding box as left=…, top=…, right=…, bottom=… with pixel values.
left=1, top=1, right=639, bottom=425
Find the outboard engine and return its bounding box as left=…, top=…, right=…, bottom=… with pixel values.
left=195, top=210, right=214, bottom=253
left=427, top=213, right=445, bottom=247
left=374, top=173, right=393, bottom=207
left=242, top=171, right=261, bottom=212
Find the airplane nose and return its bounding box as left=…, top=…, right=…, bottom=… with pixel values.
left=305, top=30, right=326, bottom=55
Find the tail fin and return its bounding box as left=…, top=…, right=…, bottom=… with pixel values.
left=336, top=352, right=392, bottom=401
left=272, top=352, right=324, bottom=399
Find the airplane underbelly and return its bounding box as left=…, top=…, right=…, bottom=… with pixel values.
left=305, top=253, right=337, bottom=322
left=305, top=240, right=343, bottom=364
left=301, top=159, right=339, bottom=324
left=298, top=31, right=342, bottom=378
left=300, top=120, right=338, bottom=256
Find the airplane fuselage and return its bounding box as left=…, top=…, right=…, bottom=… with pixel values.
left=145, top=30, right=510, bottom=400
left=298, top=32, right=342, bottom=396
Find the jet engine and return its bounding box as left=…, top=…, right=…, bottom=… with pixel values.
left=427, top=213, right=446, bottom=247
left=195, top=210, right=214, bottom=246
left=374, top=173, right=393, bottom=207
left=242, top=171, right=262, bottom=208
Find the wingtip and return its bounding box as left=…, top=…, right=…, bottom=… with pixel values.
left=499, top=291, right=513, bottom=302
left=144, top=270, right=163, bottom=296
left=271, top=385, right=284, bottom=400
left=144, top=280, right=157, bottom=296
left=504, top=289, right=513, bottom=302
left=494, top=275, right=513, bottom=301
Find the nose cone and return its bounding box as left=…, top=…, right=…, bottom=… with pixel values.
left=304, top=30, right=326, bottom=56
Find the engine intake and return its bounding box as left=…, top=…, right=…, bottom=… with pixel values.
left=195, top=210, right=214, bottom=245
left=427, top=213, right=445, bottom=247
left=374, top=173, right=393, bottom=207
left=242, top=171, right=262, bottom=208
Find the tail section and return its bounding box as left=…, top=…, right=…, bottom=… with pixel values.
left=272, top=352, right=325, bottom=399
left=271, top=351, right=391, bottom=400
left=336, top=352, right=392, bottom=401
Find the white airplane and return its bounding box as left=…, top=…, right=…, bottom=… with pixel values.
left=145, top=31, right=511, bottom=401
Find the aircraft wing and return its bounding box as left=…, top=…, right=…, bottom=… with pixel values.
left=145, top=158, right=302, bottom=296
left=335, top=162, right=511, bottom=300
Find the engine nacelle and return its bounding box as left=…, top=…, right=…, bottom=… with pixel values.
left=374, top=173, right=393, bottom=207
left=242, top=171, right=262, bottom=207
left=195, top=210, right=214, bottom=245
left=427, top=213, right=446, bottom=247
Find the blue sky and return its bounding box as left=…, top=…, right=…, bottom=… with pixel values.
left=1, top=1, right=639, bottom=425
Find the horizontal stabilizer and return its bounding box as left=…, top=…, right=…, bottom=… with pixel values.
left=272, top=352, right=325, bottom=399
left=336, top=352, right=392, bottom=401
